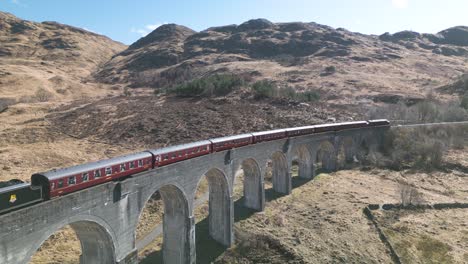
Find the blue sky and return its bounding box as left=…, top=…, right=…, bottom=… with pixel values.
left=1, top=0, right=468, bottom=45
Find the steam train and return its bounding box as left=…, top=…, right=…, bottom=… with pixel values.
left=0, top=119, right=389, bottom=215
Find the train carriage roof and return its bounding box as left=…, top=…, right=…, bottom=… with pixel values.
left=209, top=133, right=252, bottom=144
left=32, top=151, right=153, bottom=181
left=313, top=121, right=368, bottom=128
left=148, top=140, right=212, bottom=156
left=285, top=125, right=315, bottom=132
left=251, top=129, right=287, bottom=136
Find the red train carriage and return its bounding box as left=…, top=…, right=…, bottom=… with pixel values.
left=31, top=152, right=153, bottom=199
left=149, top=140, right=212, bottom=167
left=285, top=126, right=315, bottom=137
left=313, top=123, right=337, bottom=133
left=209, top=134, right=253, bottom=152
left=252, top=129, right=287, bottom=143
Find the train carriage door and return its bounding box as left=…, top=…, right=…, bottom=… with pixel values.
left=155, top=155, right=161, bottom=167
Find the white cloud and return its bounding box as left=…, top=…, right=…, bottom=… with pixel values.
left=131, top=23, right=167, bottom=37
left=392, top=0, right=408, bottom=9
left=11, top=0, right=27, bottom=7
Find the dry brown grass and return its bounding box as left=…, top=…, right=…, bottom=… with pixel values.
left=29, top=226, right=81, bottom=264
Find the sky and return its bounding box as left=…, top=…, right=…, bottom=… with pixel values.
left=1, top=0, right=468, bottom=45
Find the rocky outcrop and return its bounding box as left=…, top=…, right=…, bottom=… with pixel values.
left=0, top=11, right=125, bottom=68
left=438, top=26, right=468, bottom=46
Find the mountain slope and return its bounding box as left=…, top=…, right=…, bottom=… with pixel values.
left=95, top=19, right=468, bottom=104
left=0, top=11, right=126, bottom=100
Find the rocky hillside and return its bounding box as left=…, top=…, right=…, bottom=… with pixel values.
left=0, top=12, right=126, bottom=100
left=95, top=19, right=468, bottom=104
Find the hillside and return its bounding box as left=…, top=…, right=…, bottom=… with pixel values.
left=0, top=11, right=126, bottom=100
left=95, top=19, right=468, bottom=104
left=0, top=12, right=466, bottom=264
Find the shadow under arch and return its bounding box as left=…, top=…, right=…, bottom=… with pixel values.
left=193, top=168, right=232, bottom=264
left=292, top=145, right=313, bottom=180
left=315, top=140, right=336, bottom=173
left=337, top=136, right=355, bottom=169
left=270, top=151, right=290, bottom=195
left=137, top=184, right=191, bottom=264
left=28, top=215, right=116, bottom=264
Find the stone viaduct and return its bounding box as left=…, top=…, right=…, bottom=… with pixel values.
left=0, top=125, right=387, bottom=264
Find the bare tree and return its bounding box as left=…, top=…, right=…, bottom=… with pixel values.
left=398, top=182, right=425, bottom=206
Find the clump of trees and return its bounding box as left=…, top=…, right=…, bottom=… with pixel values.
left=368, top=94, right=468, bottom=123
left=168, top=74, right=244, bottom=97
left=363, top=124, right=467, bottom=171
left=251, top=80, right=320, bottom=102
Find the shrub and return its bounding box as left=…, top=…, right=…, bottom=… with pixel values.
left=252, top=81, right=320, bottom=102
left=169, top=74, right=244, bottom=97
left=123, top=87, right=132, bottom=97
left=34, top=88, right=53, bottom=102
left=252, top=80, right=277, bottom=99
left=0, top=98, right=16, bottom=113
left=296, top=91, right=320, bottom=102
left=321, top=66, right=337, bottom=76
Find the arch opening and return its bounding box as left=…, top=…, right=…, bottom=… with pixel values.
left=357, top=139, right=371, bottom=165
left=315, top=141, right=336, bottom=174
left=136, top=185, right=191, bottom=264
left=337, top=137, right=355, bottom=170
left=269, top=151, right=290, bottom=195
left=29, top=220, right=115, bottom=264
left=233, top=158, right=264, bottom=212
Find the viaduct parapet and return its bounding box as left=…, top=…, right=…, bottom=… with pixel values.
left=0, top=126, right=387, bottom=264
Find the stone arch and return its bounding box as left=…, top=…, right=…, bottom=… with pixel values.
left=270, top=151, right=290, bottom=194
left=28, top=215, right=116, bottom=264
left=315, top=140, right=336, bottom=172
left=236, top=158, right=264, bottom=211
left=195, top=168, right=232, bottom=246
left=138, top=184, right=192, bottom=264
left=292, top=145, right=313, bottom=179
left=337, top=136, right=355, bottom=169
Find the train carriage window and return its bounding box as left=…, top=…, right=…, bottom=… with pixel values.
left=113, top=166, right=119, bottom=174
left=51, top=182, right=55, bottom=190
left=172, top=153, right=176, bottom=159
left=179, top=152, right=183, bottom=157
left=164, top=155, right=169, bottom=160
left=95, top=170, right=101, bottom=178
left=138, top=160, right=143, bottom=167
left=58, top=179, right=64, bottom=188
left=120, top=164, right=126, bottom=171
left=129, top=161, right=135, bottom=169
left=68, top=176, right=76, bottom=185
left=82, top=172, right=89, bottom=182
left=106, top=167, right=112, bottom=176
